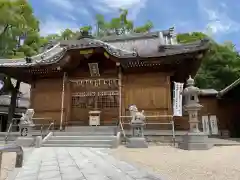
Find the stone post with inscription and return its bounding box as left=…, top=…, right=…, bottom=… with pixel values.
left=16, top=109, right=36, bottom=147
left=126, top=105, right=148, bottom=148
left=178, top=76, right=213, bottom=150
left=18, top=109, right=35, bottom=137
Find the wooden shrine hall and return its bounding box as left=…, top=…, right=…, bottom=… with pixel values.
left=0, top=29, right=209, bottom=130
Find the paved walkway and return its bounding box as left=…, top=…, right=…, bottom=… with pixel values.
left=12, top=147, right=163, bottom=180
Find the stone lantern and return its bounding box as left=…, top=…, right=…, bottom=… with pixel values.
left=126, top=105, right=148, bottom=148
left=183, top=76, right=203, bottom=133
left=179, top=76, right=213, bottom=150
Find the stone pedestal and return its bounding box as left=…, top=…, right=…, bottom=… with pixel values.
left=126, top=116, right=148, bottom=148
left=178, top=132, right=213, bottom=150
left=126, top=137, right=148, bottom=148
left=35, top=136, right=42, bottom=148
left=17, top=124, right=36, bottom=147
left=19, top=124, right=35, bottom=137
left=16, top=137, right=35, bottom=147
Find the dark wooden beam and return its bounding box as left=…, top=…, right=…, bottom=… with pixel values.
left=0, top=68, right=32, bottom=83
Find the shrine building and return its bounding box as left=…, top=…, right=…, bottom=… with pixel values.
left=0, top=28, right=209, bottom=130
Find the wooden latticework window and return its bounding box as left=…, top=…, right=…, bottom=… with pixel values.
left=72, top=96, right=95, bottom=108
left=97, top=95, right=119, bottom=108
left=72, top=91, right=119, bottom=109
left=72, top=96, right=86, bottom=108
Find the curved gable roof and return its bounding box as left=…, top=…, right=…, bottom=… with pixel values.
left=0, top=32, right=209, bottom=68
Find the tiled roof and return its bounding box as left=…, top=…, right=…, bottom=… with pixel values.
left=218, top=78, right=240, bottom=97
left=0, top=31, right=209, bottom=68
left=199, top=89, right=218, bottom=96
left=0, top=43, right=66, bottom=67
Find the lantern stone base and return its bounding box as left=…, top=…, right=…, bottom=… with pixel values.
left=16, top=137, right=35, bottom=147
left=178, top=132, right=213, bottom=150
left=126, top=137, right=148, bottom=148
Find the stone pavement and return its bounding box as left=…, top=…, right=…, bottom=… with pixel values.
left=12, top=147, right=163, bottom=180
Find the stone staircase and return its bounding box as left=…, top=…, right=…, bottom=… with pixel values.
left=42, top=126, right=119, bottom=148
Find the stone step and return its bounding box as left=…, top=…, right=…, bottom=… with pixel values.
left=42, top=143, right=112, bottom=148
left=0, top=141, right=15, bottom=145
left=53, top=132, right=115, bottom=136
left=65, top=126, right=116, bottom=133
left=0, top=136, right=16, bottom=141
left=50, top=135, right=115, bottom=140
left=44, top=139, right=113, bottom=145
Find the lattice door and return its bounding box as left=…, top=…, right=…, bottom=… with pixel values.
left=71, top=92, right=119, bottom=125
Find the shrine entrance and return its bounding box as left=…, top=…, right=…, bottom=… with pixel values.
left=70, top=78, right=119, bottom=126
left=66, top=49, right=121, bottom=126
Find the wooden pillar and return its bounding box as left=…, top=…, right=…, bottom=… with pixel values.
left=116, top=62, right=122, bottom=119
left=65, top=75, right=71, bottom=129
left=60, top=72, right=67, bottom=130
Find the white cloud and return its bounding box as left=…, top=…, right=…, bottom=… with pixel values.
left=94, top=0, right=147, bottom=20
left=40, top=16, right=80, bottom=36
left=198, top=0, right=240, bottom=35
left=47, top=0, right=90, bottom=16
left=48, top=0, right=74, bottom=11
left=100, top=0, right=145, bottom=9
left=63, top=13, right=77, bottom=21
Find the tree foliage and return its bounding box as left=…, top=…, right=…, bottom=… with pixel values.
left=0, top=0, right=43, bottom=58
left=95, top=9, right=153, bottom=36
left=0, top=0, right=42, bottom=122
left=177, top=32, right=240, bottom=90
left=44, top=9, right=154, bottom=40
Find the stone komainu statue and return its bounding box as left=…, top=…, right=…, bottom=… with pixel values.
left=19, top=109, right=35, bottom=125
left=129, top=105, right=145, bottom=123
left=19, top=109, right=35, bottom=136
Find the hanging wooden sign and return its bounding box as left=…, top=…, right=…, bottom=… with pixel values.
left=72, top=90, right=119, bottom=97
left=88, top=63, right=100, bottom=77
left=70, top=78, right=119, bottom=88
left=97, top=91, right=119, bottom=96
left=72, top=92, right=96, bottom=97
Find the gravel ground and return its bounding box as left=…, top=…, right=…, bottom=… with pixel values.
left=110, top=145, right=240, bottom=180
left=0, top=152, right=16, bottom=180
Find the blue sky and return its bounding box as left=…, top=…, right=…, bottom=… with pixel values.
left=29, top=0, right=240, bottom=49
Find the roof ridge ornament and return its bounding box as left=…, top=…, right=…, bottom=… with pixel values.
left=186, top=75, right=195, bottom=87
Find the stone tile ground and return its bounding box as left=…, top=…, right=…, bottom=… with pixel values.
left=11, top=147, right=163, bottom=180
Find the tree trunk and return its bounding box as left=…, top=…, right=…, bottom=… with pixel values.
left=7, top=80, right=21, bottom=125
left=0, top=24, right=9, bottom=39
left=0, top=24, right=10, bottom=56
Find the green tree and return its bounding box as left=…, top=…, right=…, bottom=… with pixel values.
left=95, top=9, right=153, bottom=37
left=0, top=0, right=41, bottom=123
left=177, top=32, right=208, bottom=44
left=61, top=29, right=75, bottom=40
left=177, top=32, right=240, bottom=90
left=0, top=0, right=40, bottom=57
